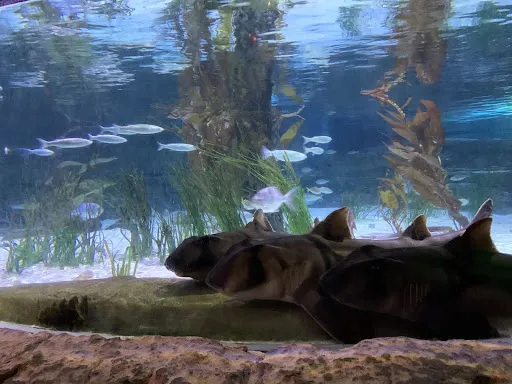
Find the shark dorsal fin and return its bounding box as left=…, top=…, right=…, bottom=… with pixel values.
left=251, top=209, right=274, bottom=232
left=461, top=217, right=498, bottom=253
left=402, top=215, right=432, bottom=240
left=310, top=207, right=354, bottom=241
left=468, top=199, right=493, bottom=226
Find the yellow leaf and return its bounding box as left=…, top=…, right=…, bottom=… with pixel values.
left=280, top=119, right=304, bottom=147
left=379, top=189, right=399, bottom=209
left=280, top=85, right=304, bottom=104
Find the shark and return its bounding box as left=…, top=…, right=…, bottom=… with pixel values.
left=165, top=202, right=437, bottom=282
left=205, top=199, right=500, bottom=342
left=165, top=202, right=368, bottom=281
left=320, top=217, right=511, bottom=340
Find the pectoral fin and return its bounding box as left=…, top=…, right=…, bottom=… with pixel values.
left=293, top=288, right=374, bottom=343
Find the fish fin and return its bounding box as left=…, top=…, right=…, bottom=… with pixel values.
left=469, top=199, right=493, bottom=226
left=446, top=217, right=498, bottom=255
left=310, top=207, right=353, bottom=240
left=302, top=136, right=310, bottom=145
left=283, top=187, right=299, bottom=211
left=261, top=146, right=271, bottom=159
left=36, top=138, right=48, bottom=149
left=293, top=288, right=373, bottom=343
left=252, top=209, right=274, bottom=232
left=157, top=142, right=164, bottom=151
left=402, top=214, right=432, bottom=240
left=87, top=134, right=94, bottom=140
left=461, top=217, right=497, bottom=253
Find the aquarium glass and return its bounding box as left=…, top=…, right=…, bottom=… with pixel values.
left=0, top=0, right=511, bottom=337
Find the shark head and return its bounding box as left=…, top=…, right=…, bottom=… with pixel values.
left=165, top=209, right=276, bottom=281
left=165, top=234, right=224, bottom=281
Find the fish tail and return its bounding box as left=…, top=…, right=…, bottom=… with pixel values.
left=87, top=133, right=94, bottom=141
left=157, top=142, right=164, bottom=151
left=36, top=138, right=48, bottom=149
left=303, top=146, right=310, bottom=155
left=302, top=136, right=311, bottom=145
left=261, top=145, right=272, bottom=159
left=284, top=186, right=299, bottom=211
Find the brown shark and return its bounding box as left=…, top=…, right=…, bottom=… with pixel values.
left=205, top=199, right=496, bottom=341
left=319, top=217, right=509, bottom=339
left=168, top=198, right=491, bottom=282
left=165, top=207, right=356, bottom=281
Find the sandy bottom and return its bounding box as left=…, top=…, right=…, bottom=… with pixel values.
left=0, top=208, right=510, bottom=288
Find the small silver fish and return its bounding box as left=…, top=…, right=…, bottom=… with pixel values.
left=325, top=149, right=337, bottom=155
left=459, top=198, right=469, bottom=207
left=4, top=147, right=54, bottom=156
left=301, top=167, right=313, bottom=173
left=157, top=142, right=197, bottom=152
left=37, top=137, right=92, bottom=149
left=101, top=124, right=164, bottom=135
left=88, top=133, right=127, bottom=144
left=304, top=146, right=324, bottom=155
left=450, top=174, right=468, bottom=182
left=70, top=202, right=103, bottom=219
left=307, top=187, right=323, bottom=195
left=261, top=146, right=307, bottom=162
left=315, top=179, right=329, bottom=185
left=347, top=150, right=359, bottom=155
left=318, top=186, right=333, bottom=194
left=304, top=193, right=322, bottom=205
left=302, top=135, right=332, bottom=144
left=247, top=186, right=298, bottom=213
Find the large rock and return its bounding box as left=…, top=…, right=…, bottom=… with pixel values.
left=0, top=328, right=511, bottom=383
left=0, top=277, right=329, bottom=341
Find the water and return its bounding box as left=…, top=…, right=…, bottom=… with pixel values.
left=0, top=0, right=511, bottom=340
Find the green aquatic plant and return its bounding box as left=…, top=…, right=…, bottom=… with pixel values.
left=405, top=188, right=444, bottom=222
left=171, top=146, right=312, bottom=237
left=377, top=172, right=408, bottom=234
left=104, top=241, right=138, bottom=277
left=340, top=193, right=374, bottom=220
left=173, top=158, right=247, bottom=233
left=4, top=161, right=114, bottom=271
left=114, top=170, right=153, bottom=259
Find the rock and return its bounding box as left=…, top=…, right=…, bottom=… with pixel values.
left=0, top=278, right=329, bottom=341
left=0, top=328, right=511, bottom=383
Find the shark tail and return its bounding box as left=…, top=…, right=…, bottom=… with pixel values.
left=36, top=138, right=49, bottom=149
left=283, top=186, right=299, bottom=211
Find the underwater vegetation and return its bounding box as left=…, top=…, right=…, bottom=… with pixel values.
left=3, top=157, right=114, bottom=272
left=171, top=145, right=312, bottom=238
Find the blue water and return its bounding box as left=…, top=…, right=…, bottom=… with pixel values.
left=0, top=0, right=511, bottom=260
